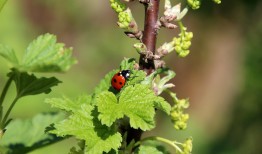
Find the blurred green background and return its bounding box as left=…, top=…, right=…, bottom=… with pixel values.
left=0, top=0, right=262, bottom=153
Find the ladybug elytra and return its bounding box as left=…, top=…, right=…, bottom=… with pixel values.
left=111, top=70, right=130, bottom=91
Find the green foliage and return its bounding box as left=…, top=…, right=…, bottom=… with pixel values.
left=138, top=145, right=163, bottom=154
left=0, top=33, right=76, bottom=73
left=46, top=96, right=122, bottom=154
left=0, top=113, right=64, bottom=154
left=8, top=69, right=61, bottom=98
left=46, top=59, right=172, bottom=153
left=97, top=84, right=171, bottom=130
left=0, top=0, right=223, bottom=152
left=21, top=33, right=76, bottom=72
left=0, top=33, right=76, bottom=152
left=0, top=44, right=18, bottom=66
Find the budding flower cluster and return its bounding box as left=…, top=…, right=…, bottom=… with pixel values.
left=110, top=0, right=126, bottom=13
left=169, top=92, right=190, bottom=130
left=110, top=0, right=131, bottom=29
left=118, top=10, right=132, bottom=29
left=110, top=0, right=138, bottom=34
left=187, top=0, right=201, bottom=10
left=173, top=29, right=193, bottom=58
left=182, top=138, right=193, bottom=154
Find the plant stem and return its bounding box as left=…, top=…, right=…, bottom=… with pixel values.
left=0, top=76, right=13, bottom=123
left=139, top=0, right=160, bottom=74
left=126, top=0, right=161, bottom=145
left=0, top=76, right=13, bottom=106
left=1, top=96, right=19, bottom=129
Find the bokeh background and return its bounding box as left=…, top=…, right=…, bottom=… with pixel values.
left=0, top=0, right=262, bottom=153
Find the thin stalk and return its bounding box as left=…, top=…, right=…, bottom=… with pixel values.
left=0, top=76, right=13, bottom=106
left=0, top=76, right=13, bottom=123
left=1, top=96, right=19, bottom=129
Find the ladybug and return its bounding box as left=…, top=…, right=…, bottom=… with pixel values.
left=111, top=70, right=130, bottom=91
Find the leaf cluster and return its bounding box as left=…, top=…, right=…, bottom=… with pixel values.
left=46, top=58, right=172, bottom=153
left=0, top=33, right=76, bottom=152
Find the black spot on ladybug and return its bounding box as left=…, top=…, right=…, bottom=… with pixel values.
left=113, top=79, right=117, bottom=83
left=119, top=82, right=123, bottom=85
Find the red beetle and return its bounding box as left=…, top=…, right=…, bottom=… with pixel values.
left=111, top=70, right=130, bottom=91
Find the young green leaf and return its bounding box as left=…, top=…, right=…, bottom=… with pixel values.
left=48, top=96, right=122, bottom=154
left=0, top=113, right=64, bottom=153
left=127, top=70, right=146, bottom=86
left=20, top=33, right=76, bottom=72
left=94, top=70, right=118, bottom=94
left=46, top=95, right=91, bottom=112
left=138, top=145, right=163, bottom=154
left=8, top=69, right=61, bottom=98
left=119, top=58, right=136, bottom=70
left=0, top=44, right=19, bottom=66
left=97, top=84, right=171, bottom=131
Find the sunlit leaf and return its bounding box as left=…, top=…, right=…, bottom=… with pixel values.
left=47, top=96, right=122, bottom=154
left=21, top=33, right=76, bottom=72
left=0, top=44, right=19, bottom=66
left=97, top=84, right=171, bottom=131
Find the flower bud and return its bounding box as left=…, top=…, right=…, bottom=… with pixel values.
left=187, top=0, right=201, bottom=10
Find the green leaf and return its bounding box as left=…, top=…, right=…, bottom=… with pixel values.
left=8, top=69, right=61, bottom=98
left=94, top=70, right=118, bottom=94
left=138, top=145, right=163, bottom=154
left=0, top=112, right=64, bottom=153
left=153, top=96, right=171, bottom=115
left=97, top=84, right=171, bottom=131
left=127, top=70, right=146, bottom=86
left=0, top=0, right=8, bottom=12
left=48, top=96, right=122, bottom=154
left=69, top=140, right=85, bottom=154
left=45, top=95, right=91, bottom=112
left=154, top=70, right=175, bottom=95
left=119, top=58, right=136, bottom=70
left=21, top=33, right=76, bottom=72
left=0, top=44, right=19, bottom=65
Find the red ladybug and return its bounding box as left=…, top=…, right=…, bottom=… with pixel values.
left=111, top=70, right=130, bottom=91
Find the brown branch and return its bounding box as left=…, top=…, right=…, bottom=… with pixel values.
left=124, top=0, right=161, bottom=147
left=139, top=0, right=160, bottom=74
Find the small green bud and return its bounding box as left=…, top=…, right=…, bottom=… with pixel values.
left=110, top=0, right=126, bottom=13
left=213, top=0, right=221, bottom=4
left=134, top=43, right=147, bottom=54
left=181, top=41, right=191, bottom=50
left=185, top=32, right=193, bottom=40
left=117, top=11, right=132, bottom=29
left=182, top=138, right=193, bottom=154
left=175, top=46, right=182, bottom=52
left=187, top=0, right=201, bottom=10
left=174, top=37, right=181, bottom=45
left=182, top=114, right=189, bottom=121
left=177, top=50, right=190, bottom=57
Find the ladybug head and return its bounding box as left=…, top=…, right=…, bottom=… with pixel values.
left=121, top=70, right=130, bottom=79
